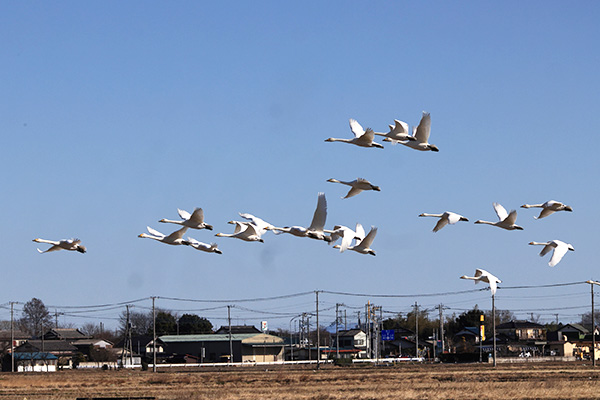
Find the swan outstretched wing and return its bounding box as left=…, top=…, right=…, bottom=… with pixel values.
left=178, top=208, right=192, bottom=220
left=488, top=279, right=498, bottom=295
left=165, top=226, right=188, bottom=241
left=549, top=243, right=569, bottom=267
left=432, top=218, right=449, bottom=232
left=239, top=213, right=273, bottom=235
left=344, top=187, right=363, bottom=199
left=308, top=193, right=327, bottom=231
left=38, top=245, right=62, bottom=253
left=146, top=226, right=165, bottom=238
left=536, top=208, right=555, bottom=219
left=188, top=208, right=205, bottom=224
left=539, top=243, right=554, bottom=257
left=413, top=112, right=431, bottom=143
left=390, top=119, right=409, bottom=135
left=354, top=223, right=365, bottom=243
left=349, top=119, right=365, bottom=138
left=355, top=128, right=375, bottom=146
left=357, top=226, right=377, bottom=249
left=492, top=203, right=509, bottom=221
left=504, top=209, right=518, bottom=225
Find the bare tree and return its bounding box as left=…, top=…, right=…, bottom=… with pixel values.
left=19, top=298, right=52, bottom=337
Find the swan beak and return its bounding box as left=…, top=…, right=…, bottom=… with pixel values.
left=418, top=214, right=425, bottom=217
left=528, top=242, right=535, bottom=245
left=137, top=234, right=144, bottom=238
left=159, top=219, right=166, bottom=223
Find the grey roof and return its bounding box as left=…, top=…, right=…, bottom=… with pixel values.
left=497, top=320, right=544, bottom=329
left=16, top=340, right=78, bottom=352
left=0, top=330, right=30, bottom=340
left=160, top=333, right=259, bottom=343
left=559, top=323, right=589, bottom=333
left=337, top=329, right=364, bottom=337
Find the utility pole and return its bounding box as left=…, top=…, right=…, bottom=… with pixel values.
left=587, top=280, right=600, bottom=367
left=10, top=302, right=15, bottom=373
left=152, top=296, right=157, bottom=372
left=228, top=305, right=233, bottom=363
left=492, top=293, right=497, bottom=367
left=335, top=303, right=340, bottom=359
left=121, top=305, right=134, bottom=368
left=414, top=302, right=419, bottom=359
left=316, top=290, right=320, bottom=369
left=436, top=304, right=445, bottom=355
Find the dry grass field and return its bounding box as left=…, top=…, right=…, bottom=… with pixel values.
left=0, top=362, right=599, bottom=400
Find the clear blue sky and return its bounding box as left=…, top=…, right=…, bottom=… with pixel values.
left=1, top=1, right=599, bottom=332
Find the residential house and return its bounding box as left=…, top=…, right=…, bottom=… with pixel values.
left=8, top=352, right=58, bottom=372
left=14, top=340, right=78, bottom=368
left=327, top=329, right=366, bottom=359
left=497, top=321, right=546, bottom=341
left=160, top=332, right=285, bottom=363
left=0, top=330, right=30, bottom=354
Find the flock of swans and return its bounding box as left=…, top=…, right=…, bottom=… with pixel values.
left=32, top=112, right=575, bottom=276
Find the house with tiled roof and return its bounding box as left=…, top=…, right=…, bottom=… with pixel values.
left=160, top=332, right=284, bottom=363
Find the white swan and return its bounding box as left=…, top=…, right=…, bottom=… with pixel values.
left=334, top=226, right=378, bottom=255
left=267, top=193, right=331, bottom=242
left=474, top=203, right=523, bottom=231
left=374, top=119, right=416, bottom=142
left=238, top=213, right=276, bottom=236
left=327, top=223, right=364, bottom=252
left=419, top=211, right=469, bottom=232
left=325, top=119, right=384, bottom=149
left=384, top=112, right=439, bottom=152
left=138, top=226, right=189, bottom=245
left=327, top=178, right=381, bottom=199
left=159, top=207, right=213, bottom=230
left=184, top=237, right=222, bottom=254
left=520, top=200, right=573, bottom=219
left=460, top=268, right=501, bottom=295
left=216, top=221, right=264, bottom=242
left=33, top=238, right=87, bottom=254
left=529, top=240, right=574, bottom=267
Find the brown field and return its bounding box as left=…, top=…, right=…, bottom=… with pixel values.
left=1, top=362, right=600, bottom=400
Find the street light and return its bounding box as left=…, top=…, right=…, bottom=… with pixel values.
left=586, top=280, right=600, bottom=367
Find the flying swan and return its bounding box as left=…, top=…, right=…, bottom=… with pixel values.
left=334, top=226, right=378, bottom=256
left=529, top=240, right=574, bottom=267
left=267, top=193, right=331, bottom=242
left=520, top=200, right=573, bottom=219
left=138, top=226, right=189, bottom=245
left=159, top=207, right=213, bottom=230
left=474, top=203, right=523, bottom=231
left=374, top=119, right=416, bottom=142
left=184, top=237, right=222, bottom=254
left=419, top=211, right=469, bottom=232
left=460, top=268, right=501, bottom=295
left=327, top=178, right=381, bottom=199
left=384, top=112, right=439, bottom=152
left=33, top=238, right=87, bottom=254
left=325, top=119, right=384, bottom=149
left=216, top=221, right=264, bottom=243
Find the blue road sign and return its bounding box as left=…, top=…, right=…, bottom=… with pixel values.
left=381, top=329, right=395, bottom=341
